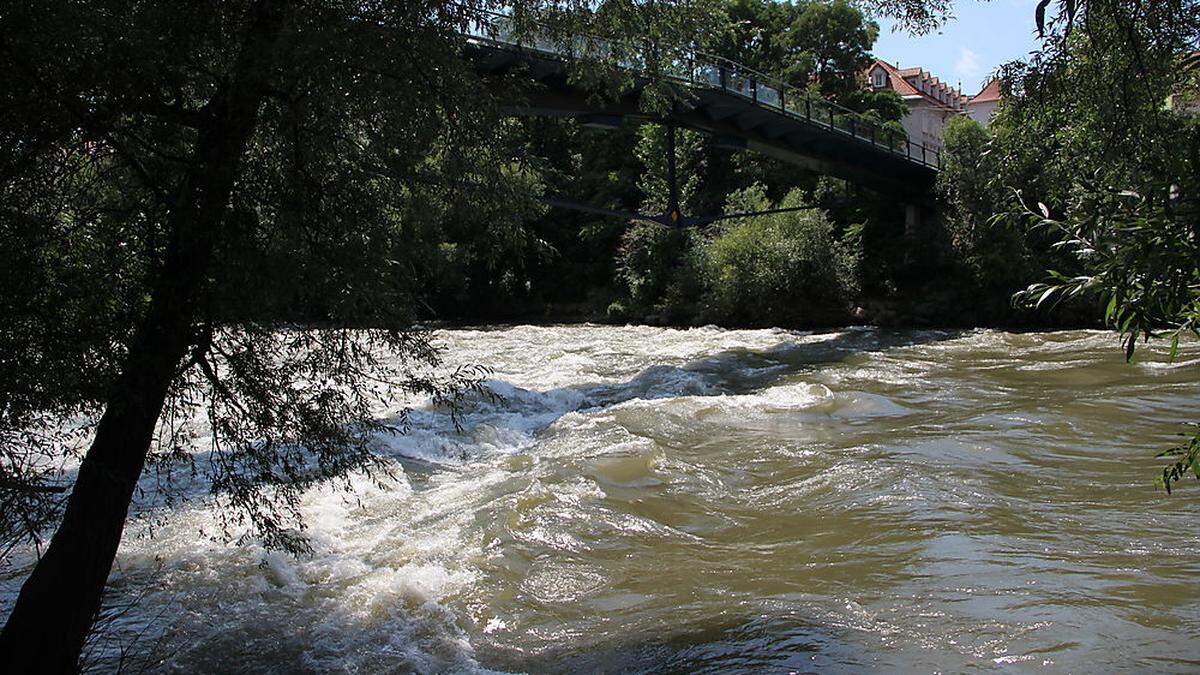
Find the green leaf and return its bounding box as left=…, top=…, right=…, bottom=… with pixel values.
left=1034, top=0, right=1052, bottom=37
left=1035, top=286, right=1057, bottom=309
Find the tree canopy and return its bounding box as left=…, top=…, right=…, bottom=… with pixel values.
left=704, top=0, right=880, bottom=100
left=933, top=0, right=1200, bottom=487
left=0, top=0, right=716, bottom=667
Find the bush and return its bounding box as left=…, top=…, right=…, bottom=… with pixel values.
left=700, top=185, right=853, bottom=325
left=938, top=115, right=1039, bottom=300
left=617, top=220, right=693, bottom=309
left=835, top=221, right=864, bottom=298
left=605, top=299, right=629, bottom=321
left=614, top=186, right=860, bottom=327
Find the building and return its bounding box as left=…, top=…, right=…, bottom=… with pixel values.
left=865, top=59, right=1002, bottom=152
left=966, top=79, right=1002, bottom=124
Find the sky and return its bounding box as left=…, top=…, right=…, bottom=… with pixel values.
left=869, top=0, right=1044, bottom=95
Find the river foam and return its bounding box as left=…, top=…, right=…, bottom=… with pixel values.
left=3, top=324, right=1199, bottom=673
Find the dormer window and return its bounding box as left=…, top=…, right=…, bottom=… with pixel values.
left=872, top=69, right=886, bottom=88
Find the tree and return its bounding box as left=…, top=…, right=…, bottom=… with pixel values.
left=937, top=115, right=1043, bottom=304
left=0, top=0, right=713, bottom=668
left=615, top=123, right=708, bottom=313
left=994, top=0, right=1200, bottom=486
left=704, top=0, right=879, bottom=100
left=702, top=185, right=854, bottom=324
left=788, top=0, right=879, bottom=99
left=635, top=124, right=708, bottom=217
left=842, top=86, right=908, bottom=122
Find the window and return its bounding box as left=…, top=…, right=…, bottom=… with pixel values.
left=872, top=70, right=886, bottom=88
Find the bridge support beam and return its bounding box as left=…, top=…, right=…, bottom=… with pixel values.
left=580, top=114, right=625, bottom=129
left=901, top=202, right=948, bottom=271
left=904, top=203, right=922, bottom=238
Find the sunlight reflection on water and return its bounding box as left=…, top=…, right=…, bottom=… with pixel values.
left=3, top=325, right=1199, bottom=673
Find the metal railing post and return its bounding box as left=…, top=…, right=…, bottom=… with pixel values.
left=461, top=16, right=937, bottom=171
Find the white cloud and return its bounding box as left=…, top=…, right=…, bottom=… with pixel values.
left=954, top=47, right=983, bottom=81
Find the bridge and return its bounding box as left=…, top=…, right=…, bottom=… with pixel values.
left=462, top=13, right=941, bottom=219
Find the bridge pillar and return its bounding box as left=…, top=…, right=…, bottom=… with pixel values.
left=904, top=203, right=921, bottom=238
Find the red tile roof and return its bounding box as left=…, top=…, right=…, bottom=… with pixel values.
left=868, top=60, right=922, bottom=97
left=971, top=79, right=1002, bottom=103
left=866, top=59, right=967, bottom=111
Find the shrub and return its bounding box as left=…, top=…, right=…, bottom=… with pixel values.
left=617, top=220, right=694, bottom=310
left=938, top=115, right=1039, bottom=299
left=701, top=185, right=852, bottom=325
left=835, top=221, right=865, bottom=299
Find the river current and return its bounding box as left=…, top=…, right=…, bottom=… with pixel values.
left=3, top=325, right=1200, bottom=672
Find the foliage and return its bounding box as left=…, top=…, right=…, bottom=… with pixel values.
left=636, top=124, right=707, bottom=215
left=0, top=0, right=543, bottom=556
left=704, top=0, right=879, bottom=101
left=618, top=221, right=694, bottom=308
left=1158, top=430, right=1200, bottom=494
left=496, top=0, right=907, bottom=321
left=836, top=221, right=866, bottom=299
left=999, top=0, right=1200, bottom=488
left=701, top=185, right=853, bottom=324
left=842, top=87, right=909, bottom=122
left=519, top=119, right=643, bottom=309
left=937, top=115, right=1041, bottom=301
left=615, top=182, right=858, bottom=326
left=0, top=146, right=149, bottom=553
left=1016, top=188, right=1200, bottom=362
left=787, top=0, right=880, bottom=100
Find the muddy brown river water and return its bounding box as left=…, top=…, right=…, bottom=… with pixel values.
left=3, top=325, right=1199, bottom=672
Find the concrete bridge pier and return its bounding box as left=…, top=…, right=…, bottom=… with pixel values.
left=904, top=202, right=922, bottom=239
left=901, top=200, right=947, bottom=271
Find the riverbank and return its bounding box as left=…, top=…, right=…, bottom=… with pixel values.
left=425, top=284, right=1103, bottom=333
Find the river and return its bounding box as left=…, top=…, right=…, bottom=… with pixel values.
left=3, top=325, right=1200, bottom=672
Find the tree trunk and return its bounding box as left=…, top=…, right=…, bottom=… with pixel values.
left=0, top=3, right=287, bottom=671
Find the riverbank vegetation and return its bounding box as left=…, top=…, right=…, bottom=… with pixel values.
left=612, top=186, right=859, bottom=326
left=406, top=0, right=1198, bottom=333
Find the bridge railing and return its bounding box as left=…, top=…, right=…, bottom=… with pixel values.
left=464, top=12, right=941, bottom=170
left=682, top=51, right=940, bottom=168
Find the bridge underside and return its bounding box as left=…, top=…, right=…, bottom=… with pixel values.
left=468, top=45, right=938, bottom=198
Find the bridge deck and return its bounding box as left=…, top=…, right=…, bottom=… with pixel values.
left=463, top=25, right=939, bottom=196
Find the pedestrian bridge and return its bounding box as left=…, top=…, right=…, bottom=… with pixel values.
left=462, top=14, right=940, bottom=198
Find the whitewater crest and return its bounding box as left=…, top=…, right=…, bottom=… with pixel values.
left=3, top=324, right=1199, bottom=673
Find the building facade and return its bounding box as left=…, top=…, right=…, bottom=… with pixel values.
left=965, top=79, right=1002, bottom=124
left=866, top=59, right=1002, bottom=153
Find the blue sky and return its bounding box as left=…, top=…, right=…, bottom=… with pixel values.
left=869, top=0, right=1044, bottom=94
